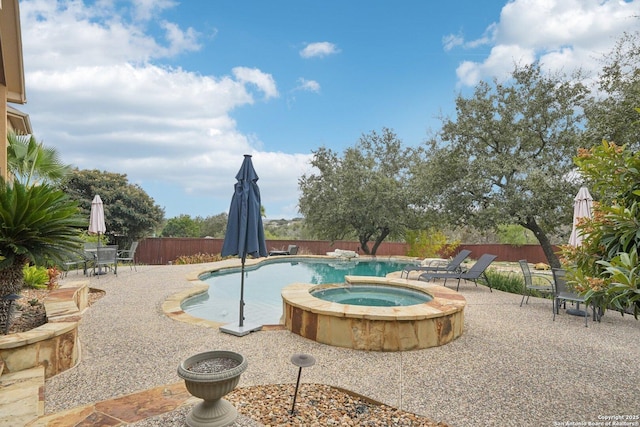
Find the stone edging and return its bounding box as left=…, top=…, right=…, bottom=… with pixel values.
left=162, top=283, right=225, bottom=329
left=0, top=282, right=88, bottom=378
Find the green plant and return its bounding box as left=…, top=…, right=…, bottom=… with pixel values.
left=592, top=249, right=640, bottom=318
left=22, top=265, right=49, bottom=289
left=0, top=180, right=85, bottom=333
left=78, top=231, right=107, bottom=245
left=561, top=140, right=640, bottom=317
left=7, top=132, right=72, bottom=186
left=481, top=269, right=525, bottom=294
left=496, top=224, right=537, bottom=247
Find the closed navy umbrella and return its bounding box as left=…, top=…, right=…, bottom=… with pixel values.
left=220, top=155, right=267, bottom=336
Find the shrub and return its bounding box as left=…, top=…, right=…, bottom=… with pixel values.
left=22, top=265, right=49, bottom=289
left=406, top=229, right=460, bottom=258
left=173, top=253, right=224, bottom=265
left=481, top=269, right=524, bottom=294
left=496, top=224, right=537, bottom=246
left=562, top=140, right=640, bottom=317
left=47, top=267, right=61, bottom=290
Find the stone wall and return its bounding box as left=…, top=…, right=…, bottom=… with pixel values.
left=0, top=281, right=88, bottom=378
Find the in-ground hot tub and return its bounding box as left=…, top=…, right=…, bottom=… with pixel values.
left=282, top=275, right=466, bottom=351
left=310, top=283, right=433, bottom=306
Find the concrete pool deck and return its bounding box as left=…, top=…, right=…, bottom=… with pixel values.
left=5, top=258, right=640, bottom=426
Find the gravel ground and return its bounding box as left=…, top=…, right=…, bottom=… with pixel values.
left=49, top=262, right=640, bottom=427
left=131, top=384, right=446, bottom=426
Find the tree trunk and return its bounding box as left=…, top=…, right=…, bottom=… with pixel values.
left=0, top=259, right=27, bottom=334
left=370, top=227, right=390, bottom=256
left=359, top=237, right=371, bottom=255
left=0, top=261, right=25, bottom=297
left=523, top=217, right=561, bottom=269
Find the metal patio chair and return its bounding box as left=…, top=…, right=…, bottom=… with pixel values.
left=93, top=245, right=118, bottom=277
left=117, top=241, right=139, bottom=271
left=519, top=260, right=554, bottom=307
left=62, top=251, right=90, bottom=277
left=552, top=268, right=590, bottom=327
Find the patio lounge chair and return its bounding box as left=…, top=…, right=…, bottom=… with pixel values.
left=269, top=244, right=298, bottom=256
left=401, top=249, right=472, bottom=278
left=117, top=241, right=139, bottom=271
left=519, top=260, right=554, bottom=307
left=418, top=254, right=497, bottom=291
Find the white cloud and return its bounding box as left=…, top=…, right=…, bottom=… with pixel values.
left=232, top=67, right=279, bottom=99
left=159, top=20, right=201, bottom=56
left=442, top=33, right=464, bottom=52
left=299, top=42, right=340, bottom=58
left=251, top=151, right=314, bottom=213
left=447, top=0, right=640, bottom=86
left=131, top=0, right=178, bottom=22
left=294, top=78, right=321, bottom=93
left=18, top=0, right=302, bottom=218
left=443, top=24, right=497, bottom=52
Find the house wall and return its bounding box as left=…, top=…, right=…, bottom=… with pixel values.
left=1, top=0, right=28, bottom=181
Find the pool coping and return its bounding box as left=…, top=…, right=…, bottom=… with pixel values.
left=282, top=275, right=467, bottom=321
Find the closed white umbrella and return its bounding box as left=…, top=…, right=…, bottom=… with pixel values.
left=88, top=195, right=107, bottom=275
left=568, top=187, right=593, bottom=247
left=88, top=195, right=106, bottom=238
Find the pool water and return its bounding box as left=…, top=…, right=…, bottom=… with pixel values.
left=311, top=284, right=432, bottom=307
left=184, top=258, right=411, bottom=325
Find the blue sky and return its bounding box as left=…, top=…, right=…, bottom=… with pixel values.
left=15, top=0, right=639, bottom=220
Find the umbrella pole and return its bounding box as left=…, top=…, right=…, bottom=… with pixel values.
left=220, top=254, right=261, bottom=336
left=239, top=257, right=246, bottom=327
left=97, top=232, right=102, bottom=275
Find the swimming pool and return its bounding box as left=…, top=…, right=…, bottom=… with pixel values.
left=183, top=258, right=412, bottom=326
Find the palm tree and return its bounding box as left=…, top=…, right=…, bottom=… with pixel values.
left=0, top=180, right=85, bottom=333
left=7, top=132, right=71, bottom=186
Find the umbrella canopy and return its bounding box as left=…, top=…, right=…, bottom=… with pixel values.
left=88, top=195, right=106, bottom=236
left=220, top=155, right=267, bottom=334
left=568, top=187, right=593, bottom=247
left=221, top=155, right=267, bottom=260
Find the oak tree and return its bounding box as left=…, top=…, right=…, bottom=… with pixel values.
left=413, top=63, right=588, bottom=268
left=299, top=128, right=415, bottom=255
left=62, top=169, right=164, bottom=245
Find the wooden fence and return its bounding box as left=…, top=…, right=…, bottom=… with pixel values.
left=135, top=238, right=556, bottom=265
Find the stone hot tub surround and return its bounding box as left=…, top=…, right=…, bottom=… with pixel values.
left=282, top=276, right=466, bottom=351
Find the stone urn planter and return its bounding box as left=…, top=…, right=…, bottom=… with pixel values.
left=177, top=350, right=248, bottom=427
